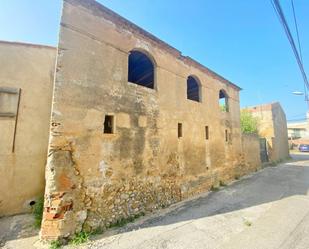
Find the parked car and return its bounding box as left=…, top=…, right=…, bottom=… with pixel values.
left=299, top=144, right=309, bottom=152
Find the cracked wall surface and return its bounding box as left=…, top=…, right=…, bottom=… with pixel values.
left=41, top=0, right=255, bottom=239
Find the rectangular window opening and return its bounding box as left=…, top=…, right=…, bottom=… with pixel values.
left=178, top=123, right=183, bottom=138
left=205, top=126, right=209, bottom=140
left=104, top=115, right=114, bottom=134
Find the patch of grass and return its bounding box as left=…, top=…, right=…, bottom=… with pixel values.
left=69, top=231, right=91, bottom=246
left=91, top=227, right=104, bottom=236
left=219, top=180, right=227, bottom=187
left=108, top=212, right=145, bottom=229
left=210, top=185, right=219, bottom=191
left=49, top=240, right=62, bottom=249
left=244, top=219, right=252, bottom=227
left=32, top=197, right=44, bottom=229
left=270, top=160, right=280, bottom=167
left=270, top=158, right=287, bottom=167
left=48, top=212, right=147, bottom=247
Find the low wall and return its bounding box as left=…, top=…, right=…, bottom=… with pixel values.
left=240, top=134, right=261, bottom=175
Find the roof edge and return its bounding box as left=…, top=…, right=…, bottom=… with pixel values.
left=64, top=0, right=241, bottom=91
left=0, top=40, right=56, bottom=50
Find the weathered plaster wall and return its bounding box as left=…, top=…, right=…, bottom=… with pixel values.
left=246, top=102, right=289, bottom=162
left=271, top=103, right=290, bottom=161
left=41, top=0, right=244, bottom=239
left=241, top=134, right=261, bottom=175
left=0, top=41, right=56, bottom=216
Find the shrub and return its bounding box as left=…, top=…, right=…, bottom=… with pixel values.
left=240, top=110, right=259, bottom=134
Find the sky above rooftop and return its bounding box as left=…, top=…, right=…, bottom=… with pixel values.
left=0, top=0, right=308, bottom=121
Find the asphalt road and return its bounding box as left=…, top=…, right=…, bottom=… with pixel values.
left=82, top=153, right=309, bottom=249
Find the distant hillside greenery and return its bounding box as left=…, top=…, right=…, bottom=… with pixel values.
left=240, top=110, right=259, bottom=134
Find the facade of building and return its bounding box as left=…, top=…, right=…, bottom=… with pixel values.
left=287, top=112, right=309, bottom=141
left=288, top=122, right=307, bottom=139
left=245, top=102, right=289, bottom=162
left=0, top=41, right=56, bottom=216
left=40, top=0, right=251, bottom=239
left=0, top=0, right=263, bottom=240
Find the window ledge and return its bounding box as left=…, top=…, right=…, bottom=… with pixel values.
left=186, top=99, right=202, bottom=104
left=0, top=112, right=16, bottom=117
left=127, top=81, right=157, bottom=92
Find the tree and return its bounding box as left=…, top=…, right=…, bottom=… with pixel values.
left=240, top=110, right=259, bottom=134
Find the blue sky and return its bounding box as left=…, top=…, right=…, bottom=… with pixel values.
left=0, top=0, right=308, bottom=121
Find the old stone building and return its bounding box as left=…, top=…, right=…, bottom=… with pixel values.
left=39, top=0, right=254, bottom=239
left=0, top=0, right=263, bottom=240
left=245, top=102, right=290, bottom=162
left=0, top=41, right=56, bottom=216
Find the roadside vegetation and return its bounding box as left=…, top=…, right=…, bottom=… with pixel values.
left=69, top=231, right=91, bottom=246
left=243, top=219, right=252, bottom=227
left=50, top=240, right=62, bottom=249
left=32, top=197, right=44, bottom=229
left=240, top=110, right=259, bottom=134
left=48, top=212, right=146, bottom=248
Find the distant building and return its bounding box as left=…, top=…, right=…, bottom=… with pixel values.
left=244, top=102, right=289, bottom=162
left=287, top=112, right=309, bottom=141
left=287, top=121, right=308, bottom=140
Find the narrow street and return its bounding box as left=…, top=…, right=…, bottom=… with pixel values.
left=2, top=153, right=309, bottom=249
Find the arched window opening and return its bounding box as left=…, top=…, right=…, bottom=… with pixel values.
left=128, top=50, right=154, bottom=89
left=219, top=89, right=229, bottom=112
left=187, top=76, right=200, bottom=102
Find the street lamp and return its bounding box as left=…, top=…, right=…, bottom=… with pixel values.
left=292, top=91, right=304, bottom=95
left=292, top=91, right=309, bottom=108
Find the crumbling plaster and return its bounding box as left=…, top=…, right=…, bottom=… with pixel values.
left=41, top=0, right=253, bottom=239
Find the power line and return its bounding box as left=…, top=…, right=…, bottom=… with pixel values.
left=289, top=113, right=306, bottom=118
left=290, top=0, right=308, bottom=106
left=270, top=0, right=309, bottom=93
left=287, top=118, right=308, bottom=122
left=291, top=0, right=303, bottom=64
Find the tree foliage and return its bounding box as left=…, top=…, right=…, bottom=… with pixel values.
left=240, top=110, right=259, bottom=134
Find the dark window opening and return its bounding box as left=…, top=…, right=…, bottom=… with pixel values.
left=205, top=126, right=209, bottom=140
left=104, top=115, right=114, bottom=134
left=128, top=50, right=154, bottom=89
left=225, top=129, right=228, bottom=142
left=187, top=76, right=200, bottom=102
left=219, top=89, right=229, bottom=112
left=178, top=123, right=183, bottom=138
